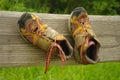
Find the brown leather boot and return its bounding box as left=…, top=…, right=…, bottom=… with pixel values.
left=18, top=13, right=73, bottom=73
left=68, top=7, right=100, bottom=64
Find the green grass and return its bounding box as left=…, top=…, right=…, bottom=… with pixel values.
left=0, top=62, right=119, bottom=80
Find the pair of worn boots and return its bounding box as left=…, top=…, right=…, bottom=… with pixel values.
left=18, top=7, right=100, bottom=73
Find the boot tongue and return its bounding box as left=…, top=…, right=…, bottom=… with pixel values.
left=88, top=40, right=95, bottom=48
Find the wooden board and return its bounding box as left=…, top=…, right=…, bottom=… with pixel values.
left=0, top=11, right=120, bottom=67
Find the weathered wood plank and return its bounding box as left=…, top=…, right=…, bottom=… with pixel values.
left=0, top=11, right=120, bottom=67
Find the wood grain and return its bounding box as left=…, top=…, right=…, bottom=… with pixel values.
left=0, top=11, right=120, bottom=67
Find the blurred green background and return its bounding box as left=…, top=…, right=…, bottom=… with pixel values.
left=0, top=0, right=120, bottom=80
left=0, top=0, right=120, bottom=15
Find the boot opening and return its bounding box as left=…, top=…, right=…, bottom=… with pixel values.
left=85, top=38, right=99, bottom=62
left=57, top=40, right=70, bottom=56
left=86, top=44, right=97, bottom=61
